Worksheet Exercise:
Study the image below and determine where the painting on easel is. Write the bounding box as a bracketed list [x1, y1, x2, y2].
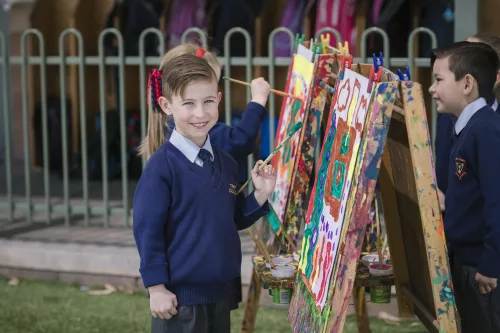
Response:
[284, 51, 338, 243]
[289, 62, 400, 333]
[268, 45, 315, 235]
[299, 68, 372, 310]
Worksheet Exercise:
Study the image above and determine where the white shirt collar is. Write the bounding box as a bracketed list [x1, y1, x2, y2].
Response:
[455, 98, 487, 135]
[169, 129, 213, 163]
[492, 99, 498, 112]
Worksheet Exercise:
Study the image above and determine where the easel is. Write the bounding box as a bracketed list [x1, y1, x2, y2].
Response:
[329, 80, 459, 333]
[242, 61, 459, 332]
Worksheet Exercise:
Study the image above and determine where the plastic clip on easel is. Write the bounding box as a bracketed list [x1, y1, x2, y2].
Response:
[397, 66, 411, 81]
[320, 33, 330, 54]
[338, 41, 352, 70]
[368, 52, 384, 93]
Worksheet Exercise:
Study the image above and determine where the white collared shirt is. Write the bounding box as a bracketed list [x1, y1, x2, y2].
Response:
[492, 99, 499, 112]
[169, 129, 213, 167]
[454, 98, 488, 135]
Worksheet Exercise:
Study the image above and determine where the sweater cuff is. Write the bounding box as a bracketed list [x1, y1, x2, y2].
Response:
[477, 251, 500, 278]
[243, 193, 270, 220]
[140, 262, 170, 287]
[245, 102, 267, 120]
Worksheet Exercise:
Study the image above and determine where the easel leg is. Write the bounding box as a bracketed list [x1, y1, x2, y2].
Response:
[240, 270, 262, 333]
[353, 287, 371, 333]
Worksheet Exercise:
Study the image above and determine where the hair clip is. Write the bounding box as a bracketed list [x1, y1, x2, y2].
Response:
[195, 47, 206, 58]
[148, 69, 163, 112]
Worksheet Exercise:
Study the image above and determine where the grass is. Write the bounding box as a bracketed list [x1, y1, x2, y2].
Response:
[0, 278, 427, 333]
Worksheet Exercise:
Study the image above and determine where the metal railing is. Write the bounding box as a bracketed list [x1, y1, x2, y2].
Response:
[0, 27, 438, 228]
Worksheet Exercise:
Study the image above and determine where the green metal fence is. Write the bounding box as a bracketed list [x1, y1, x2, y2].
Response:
[0, 27, 438, 228]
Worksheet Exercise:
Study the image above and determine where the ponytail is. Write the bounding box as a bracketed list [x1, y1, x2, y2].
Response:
[138, 69, 168, 160]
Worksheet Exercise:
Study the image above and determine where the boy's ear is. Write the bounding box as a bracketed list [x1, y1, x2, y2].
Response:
[496, 70, 500, 86]
[217, 92, 222, 103]
[158, 96, 172, 116]
[463, 74, 476, 96]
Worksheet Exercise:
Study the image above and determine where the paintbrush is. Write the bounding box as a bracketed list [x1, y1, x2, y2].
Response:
[236, 121, 304, 195]
[223, 77, 303, 101]
[247, 227, 275, 269]
[374, 197, 383, 270]
[268, 203, 297, 252]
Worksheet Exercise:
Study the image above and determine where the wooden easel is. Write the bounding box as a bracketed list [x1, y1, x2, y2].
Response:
[243, 75, 459, 333]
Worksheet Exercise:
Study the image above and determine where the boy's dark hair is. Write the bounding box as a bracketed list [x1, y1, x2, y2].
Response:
[431, 41, 499, 102]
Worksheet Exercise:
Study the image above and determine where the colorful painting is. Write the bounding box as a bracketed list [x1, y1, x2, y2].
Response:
[269, 52, 315, 234]
[288, 79, 398, 333]
[327, 82, 398, 332]
[298, 68, 372, 311]
[283, 54, 337, 243]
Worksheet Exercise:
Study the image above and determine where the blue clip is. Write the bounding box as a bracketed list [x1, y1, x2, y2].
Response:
[372, 52, 384, 72]
[397, 66, 411, 81]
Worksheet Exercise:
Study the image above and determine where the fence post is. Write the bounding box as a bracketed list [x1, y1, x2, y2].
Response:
[0, 2, 10, 168]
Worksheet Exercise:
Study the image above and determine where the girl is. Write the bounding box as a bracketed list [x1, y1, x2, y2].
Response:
[138, 43, 270, 311]
[133, 54, 276, 333]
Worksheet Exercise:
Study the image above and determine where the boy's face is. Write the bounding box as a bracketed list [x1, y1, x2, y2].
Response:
[161, 79, 221, 147]
[429, 57, 468, 114]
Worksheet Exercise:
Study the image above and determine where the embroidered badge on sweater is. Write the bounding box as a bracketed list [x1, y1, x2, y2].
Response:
[455, 157, 467, 180]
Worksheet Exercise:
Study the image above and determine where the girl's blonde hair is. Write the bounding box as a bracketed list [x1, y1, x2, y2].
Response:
[138, 44, 220, 160]
[470, 32, 500, 100]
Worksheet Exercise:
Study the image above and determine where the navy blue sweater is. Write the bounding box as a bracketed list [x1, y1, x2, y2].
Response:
[132, 141, 269, 305]
[435, 99, 499, 194]
[166, 102, 267, 184]
[445, 106, 500, 277]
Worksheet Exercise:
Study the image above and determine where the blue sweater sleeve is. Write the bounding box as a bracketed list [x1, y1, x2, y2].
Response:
[473, 125, 500, 277]
[132, 151, 172, 287]
[234, 191, 270, 230]
[210, 102, 267, 159]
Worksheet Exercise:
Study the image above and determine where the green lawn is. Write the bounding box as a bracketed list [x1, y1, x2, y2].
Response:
[0, 278, 427, 333]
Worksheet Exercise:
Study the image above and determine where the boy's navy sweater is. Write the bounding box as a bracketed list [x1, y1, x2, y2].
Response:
[436, 99, 499, 194]
[445, 105, 500, 278]
[132, 141, 269, 305]
[166, 102, 267, 184]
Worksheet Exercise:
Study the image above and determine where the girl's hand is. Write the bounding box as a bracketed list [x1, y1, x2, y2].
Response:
[250, 78, 271, 107]
[148, 285, 178, 319]
[252, 160, 276, 206]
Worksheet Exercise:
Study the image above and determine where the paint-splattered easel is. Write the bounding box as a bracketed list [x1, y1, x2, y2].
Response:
[286, 52, 459, 332]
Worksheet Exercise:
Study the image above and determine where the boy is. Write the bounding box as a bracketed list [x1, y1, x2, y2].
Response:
[133, 55, 276, 333]
[436, 33, 500, 208]
[429, 41, 500, 332]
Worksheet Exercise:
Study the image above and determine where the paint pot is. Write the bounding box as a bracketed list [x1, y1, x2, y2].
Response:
[368, 263, 393, 277]
[271, 264, 295, 278]
[362, 254, 383, 267]
[272, 257, 293, 265]
[370, 284, 391, 304]
[271, 288, 292, 305]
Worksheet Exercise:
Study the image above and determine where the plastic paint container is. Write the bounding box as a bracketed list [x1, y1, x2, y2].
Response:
[368, 263, 393, 304]
[271, 265, 295, 278]
[370, 284, 391, 304]
[272, 288, 292, 305]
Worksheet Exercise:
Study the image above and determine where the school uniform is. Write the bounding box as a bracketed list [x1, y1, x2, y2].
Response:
[165, 102, 267, 311]
[133, 129, 270, 333]
[435, 98, 499, 195]
[445, 98, 500, 333]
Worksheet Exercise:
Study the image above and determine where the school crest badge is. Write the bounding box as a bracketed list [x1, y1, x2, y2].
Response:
[229, 184, 237, 195]
[455, 158, 467, 180]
